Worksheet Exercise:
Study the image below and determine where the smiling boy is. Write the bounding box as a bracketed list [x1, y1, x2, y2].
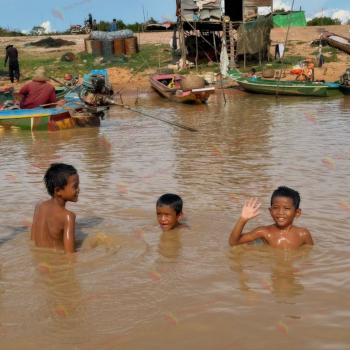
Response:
[156, 194, 185, 231]
[228, 186, 313, 249]
[30, 163, 80, 254]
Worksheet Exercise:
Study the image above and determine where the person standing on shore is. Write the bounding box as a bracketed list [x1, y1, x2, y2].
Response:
[317, 48, 325, 68]
[109, 19, 117, 32]
[88, 13, 93, 29]
[4, 44, 20, 83]
[93, 19, 98, 31]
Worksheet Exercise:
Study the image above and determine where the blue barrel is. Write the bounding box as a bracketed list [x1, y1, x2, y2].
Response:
[102, 40, 114, 58]
[91, 40, 102, 57]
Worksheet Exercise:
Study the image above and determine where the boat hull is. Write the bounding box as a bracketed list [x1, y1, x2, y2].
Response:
[320, 31, 350, 55]
[0, 104, 100, 131]
[149, 75, 215, 103]
[227, 70, 344, 97]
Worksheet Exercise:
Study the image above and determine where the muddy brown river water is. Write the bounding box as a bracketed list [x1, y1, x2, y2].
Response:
[0, 89, 350, 350]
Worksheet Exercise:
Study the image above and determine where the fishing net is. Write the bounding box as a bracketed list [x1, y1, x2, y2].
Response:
[89, 30, 134, 41]
[30, 37, 75, 47]
[236, 18, 273, 55]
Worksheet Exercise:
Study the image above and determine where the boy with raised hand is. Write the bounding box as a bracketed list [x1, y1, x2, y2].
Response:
[30, 163, 80, 254]
[229, 186, 314, 249]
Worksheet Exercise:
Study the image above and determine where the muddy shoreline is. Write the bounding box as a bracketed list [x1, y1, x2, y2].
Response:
[1, 25, 350, 92]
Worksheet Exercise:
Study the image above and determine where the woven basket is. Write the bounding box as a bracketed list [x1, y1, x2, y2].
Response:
[262, 69, 275, 78]
[180, 75, 205, 92]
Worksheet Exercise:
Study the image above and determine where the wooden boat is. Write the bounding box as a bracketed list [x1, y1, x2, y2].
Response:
[320, 31, 350, 55]
[0, 102, 101, 131]
[149, 74, 215, 103]
[227, 69, 345, 97]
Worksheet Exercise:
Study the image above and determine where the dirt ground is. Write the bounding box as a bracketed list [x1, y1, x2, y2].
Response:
[1, 25, 350, 92]
[270, 25, 350, 82]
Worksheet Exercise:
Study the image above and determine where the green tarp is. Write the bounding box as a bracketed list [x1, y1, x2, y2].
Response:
[273, 12, 307, 28]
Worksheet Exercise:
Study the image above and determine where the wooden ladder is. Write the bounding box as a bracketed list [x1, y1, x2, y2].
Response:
[224, 21, 235, 68]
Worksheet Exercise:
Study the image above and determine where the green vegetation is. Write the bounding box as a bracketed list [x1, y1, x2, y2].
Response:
[310, 46, 339, 62]
[0, 26, 26, 37]
[296, 41, 306, 45]
[274, 8, 287, 13]
[307, 17, 341, 26]
[311, 47, 339, 55]
[16, 44, 173, 81]
[0, 17, 168, 37]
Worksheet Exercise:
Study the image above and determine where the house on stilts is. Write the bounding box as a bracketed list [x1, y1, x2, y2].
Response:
[175, 0, 274, 68]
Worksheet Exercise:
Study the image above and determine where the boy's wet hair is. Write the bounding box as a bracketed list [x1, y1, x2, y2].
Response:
[251, 68, 256, 73]
[156, 194, 183, 215]
[44, 163, 77, 197]
[271, 186, 300, 210]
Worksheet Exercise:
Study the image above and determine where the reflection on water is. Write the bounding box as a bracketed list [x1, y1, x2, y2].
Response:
[0, 91, 350, 349]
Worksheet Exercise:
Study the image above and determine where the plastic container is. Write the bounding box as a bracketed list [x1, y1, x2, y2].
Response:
[102, 41, 114, 57]
[91, 40, 102, 57]
[203, 72, 214, 84]
[85, 40, 93, 54]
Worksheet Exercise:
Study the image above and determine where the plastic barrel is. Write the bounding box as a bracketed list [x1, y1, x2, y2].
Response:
[125, 37, 137, 55]
[102, 41, 114, 57]
[91, 40, 102, 57]
[114, 38, 126, 54]
[85, 40, 93, 54]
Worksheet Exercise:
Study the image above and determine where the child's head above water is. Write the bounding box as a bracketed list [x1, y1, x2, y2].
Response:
[156, 193, 183, 231]
[44, 163, 79, 202]
[269, 186, 301, 227]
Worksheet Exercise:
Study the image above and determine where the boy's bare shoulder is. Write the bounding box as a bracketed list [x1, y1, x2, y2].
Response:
[251, 225, 274, 234]
[292, 225, 311, 236]
[35, 200, 75, 219]
[291, 226, 313, 245]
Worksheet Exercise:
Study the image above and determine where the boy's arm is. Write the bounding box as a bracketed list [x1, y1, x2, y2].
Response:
[302, 229, 314, 246]
[229, 198, 262, 246]
[63, 212, 76, 254]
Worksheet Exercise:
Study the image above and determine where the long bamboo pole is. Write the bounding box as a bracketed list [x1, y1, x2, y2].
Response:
[276, 0, 295, 99]
[108, 101, 198, 132]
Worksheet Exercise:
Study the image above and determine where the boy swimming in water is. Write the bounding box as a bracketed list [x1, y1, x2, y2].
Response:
[30, 163, 79, 254]
[156, 194, 185, 231]
[228, 186, 313, 249]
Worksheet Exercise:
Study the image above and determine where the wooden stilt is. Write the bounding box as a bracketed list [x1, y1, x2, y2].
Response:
[195, 21, 198, 73]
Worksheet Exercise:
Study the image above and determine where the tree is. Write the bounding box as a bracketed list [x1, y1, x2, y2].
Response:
[30, 26, 45, 35]
[274, 8, 286, 13]
[347, 19, 350, 25]
[147, 17, 158, 24]
[307, 17, 341, 26]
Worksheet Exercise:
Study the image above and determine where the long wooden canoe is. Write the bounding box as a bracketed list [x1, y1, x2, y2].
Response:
[227, 69, 345, 97]
[149, 74, 215, 103]
[320, 31, 350, 55]
[0, 102, 100, 131]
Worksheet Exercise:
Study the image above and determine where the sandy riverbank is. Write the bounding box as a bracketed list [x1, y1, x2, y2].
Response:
[1, 25, 350, 92]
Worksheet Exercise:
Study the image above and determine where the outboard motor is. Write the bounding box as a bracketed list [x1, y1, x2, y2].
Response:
[79, 69, 115, 107]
